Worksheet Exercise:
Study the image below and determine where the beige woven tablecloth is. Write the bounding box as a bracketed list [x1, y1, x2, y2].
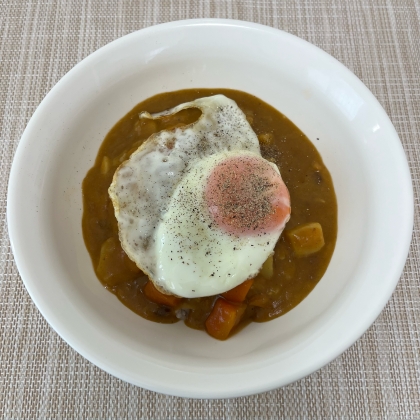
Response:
[1, 0, 419, 418]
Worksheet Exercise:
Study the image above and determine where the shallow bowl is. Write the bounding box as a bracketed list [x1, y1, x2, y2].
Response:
[7, 19, 413, 398]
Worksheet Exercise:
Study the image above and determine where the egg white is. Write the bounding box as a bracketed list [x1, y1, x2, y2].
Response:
[109, 95, 262, 295]
[155, 150, 285, 297]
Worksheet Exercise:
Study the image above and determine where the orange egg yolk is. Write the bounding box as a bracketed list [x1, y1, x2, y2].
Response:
[205, 155, 291, 236]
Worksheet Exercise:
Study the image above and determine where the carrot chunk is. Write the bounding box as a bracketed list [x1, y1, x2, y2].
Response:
[222, 279, 254, 302]
[205, 298, 246, 340]
[144, 281, 181, 307]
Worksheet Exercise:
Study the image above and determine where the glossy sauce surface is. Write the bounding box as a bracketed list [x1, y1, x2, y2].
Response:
[82, 88, 337, 334]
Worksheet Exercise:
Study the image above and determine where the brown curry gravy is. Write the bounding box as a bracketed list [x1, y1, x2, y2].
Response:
[82, 88, 337, 334]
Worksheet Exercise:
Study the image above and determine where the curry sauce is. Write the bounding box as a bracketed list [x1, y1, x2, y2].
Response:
[82, 88, 337, 337]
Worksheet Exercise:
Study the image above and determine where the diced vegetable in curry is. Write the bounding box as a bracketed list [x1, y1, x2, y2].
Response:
[205, 298, 247, 341]
[82, 88, 337, 340]
[260, 254, 274, 279]
[287, 222, 325, 256]
[222, 279, 254, 303]
[144, 281, 181, 307]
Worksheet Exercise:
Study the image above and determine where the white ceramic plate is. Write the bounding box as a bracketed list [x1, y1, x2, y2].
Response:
[7, 19, 413, 398]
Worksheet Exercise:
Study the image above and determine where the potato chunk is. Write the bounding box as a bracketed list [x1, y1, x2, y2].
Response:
[258, 132, 274, 145]
[100, 156, 110, 175]
[260, 254, 274, 279]
[286, 223, 325, 256]
[96, 237, 140, 286]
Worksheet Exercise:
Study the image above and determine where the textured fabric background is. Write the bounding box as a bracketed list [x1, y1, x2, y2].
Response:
[1, 0, 419, 418]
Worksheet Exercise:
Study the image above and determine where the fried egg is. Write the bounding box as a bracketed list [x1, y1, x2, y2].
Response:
[109, 95, 291, 297]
